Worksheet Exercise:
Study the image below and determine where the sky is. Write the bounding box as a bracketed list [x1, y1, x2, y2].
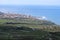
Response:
[0, 0, 60, 5]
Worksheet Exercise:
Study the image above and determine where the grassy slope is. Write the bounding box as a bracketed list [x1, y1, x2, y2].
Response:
[0, 19, 60, 40]
[0, 19, 60, 32]
[0, 25, 49, 40]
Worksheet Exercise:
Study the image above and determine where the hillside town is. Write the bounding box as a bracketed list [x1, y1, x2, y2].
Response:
[0, 11, 47, 20]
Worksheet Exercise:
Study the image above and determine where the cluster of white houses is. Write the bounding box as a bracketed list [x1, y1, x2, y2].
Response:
[0, 12, 47, 20]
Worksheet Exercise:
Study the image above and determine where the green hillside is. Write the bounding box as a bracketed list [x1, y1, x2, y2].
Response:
[0, 13, 60, 40]
[0, 18, 59, 32]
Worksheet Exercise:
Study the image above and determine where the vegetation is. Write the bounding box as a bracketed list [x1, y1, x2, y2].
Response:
[0, 17, 60, 40]
[0, 25, 49, 40]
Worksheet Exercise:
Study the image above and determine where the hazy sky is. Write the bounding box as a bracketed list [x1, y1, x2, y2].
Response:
[0, 0, 60, 5]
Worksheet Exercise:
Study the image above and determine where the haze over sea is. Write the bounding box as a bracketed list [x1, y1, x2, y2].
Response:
[0, 5, 60, 25]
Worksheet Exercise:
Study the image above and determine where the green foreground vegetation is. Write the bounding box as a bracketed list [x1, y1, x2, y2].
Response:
[0, 19, 60, 40]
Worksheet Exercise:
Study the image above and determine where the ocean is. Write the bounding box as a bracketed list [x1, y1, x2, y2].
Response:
[0, 5, 60, 25]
